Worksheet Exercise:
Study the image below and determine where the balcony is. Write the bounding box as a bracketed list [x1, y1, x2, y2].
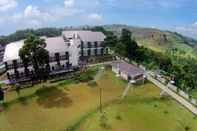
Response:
[8, 71, 33, 81]
[50, 64, 75, 75]
[49, 55, 69, 62]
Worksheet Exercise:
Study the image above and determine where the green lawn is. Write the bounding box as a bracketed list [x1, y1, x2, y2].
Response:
[78, 83, 197, 131]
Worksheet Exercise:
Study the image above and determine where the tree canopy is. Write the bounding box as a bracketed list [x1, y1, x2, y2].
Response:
[19, 33, 49, 80]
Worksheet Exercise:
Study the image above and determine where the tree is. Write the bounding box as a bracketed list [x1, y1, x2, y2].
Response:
[105, 32, 118, 48]
[14, 84, 21, 97]
[119, 29, 139, 59]
[19, 33, 49, 80]
[156, 53, 172, 72]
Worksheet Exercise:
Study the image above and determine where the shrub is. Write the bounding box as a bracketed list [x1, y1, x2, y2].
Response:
[35, 85, 57, 98]
[185, 126, 191, 131]
[100, 113, 111, 129]
[164, 110, 169, 114]
[77, 68, 98, 82]
[78, 74, 92, 82]
[88, 80, 98, 88]
[154, 104, 158, 108]
[115, 115, 122, 120]
[18, 97, 28, 105]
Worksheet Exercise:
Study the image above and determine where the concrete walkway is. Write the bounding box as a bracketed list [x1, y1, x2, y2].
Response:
[121, 82, 132, 99]
[147, 74, 197, 116]
[88, 61, 115, 67]
[94, 67, 105, 81]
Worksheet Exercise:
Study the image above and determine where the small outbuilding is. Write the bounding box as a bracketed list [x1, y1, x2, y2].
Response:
[111, 61, 145, 82]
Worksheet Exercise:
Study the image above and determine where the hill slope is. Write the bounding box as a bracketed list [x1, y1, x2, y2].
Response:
[103, 25, 197, 58]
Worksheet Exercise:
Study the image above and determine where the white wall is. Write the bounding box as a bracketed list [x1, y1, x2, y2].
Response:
[120, 72, 128, 81]
[69, 39, 80, 66]
[112, 67, 119, 74]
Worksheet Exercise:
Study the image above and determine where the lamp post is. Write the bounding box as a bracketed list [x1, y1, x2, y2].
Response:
[0, 87, 4, 107]
[99, 86, 102, 113]
[99, 66, 105, 113]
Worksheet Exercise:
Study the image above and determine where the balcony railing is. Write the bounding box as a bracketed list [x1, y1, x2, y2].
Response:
[6, 62, 32, 70]
[8, 71, 34, 80]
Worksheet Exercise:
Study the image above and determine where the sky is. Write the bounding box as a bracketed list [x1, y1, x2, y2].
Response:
[0, 0, 197, 39]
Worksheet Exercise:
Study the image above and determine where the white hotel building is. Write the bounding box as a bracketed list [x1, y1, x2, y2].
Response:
[3, 30, 108, 82]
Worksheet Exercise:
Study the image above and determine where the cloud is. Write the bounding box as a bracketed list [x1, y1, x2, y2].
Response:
[88, 13, 103, 22]
[0, 0, 17, 11]
[64, 0, 74, 8]
[10, 5, 54, 28]
[194, 21, 197, 26]
[174, 23, 197, 39]
[5, 3, 84, 30]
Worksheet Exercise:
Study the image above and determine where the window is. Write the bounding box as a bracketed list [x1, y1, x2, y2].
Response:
[88, 49, 91, 56]
[100, 42, 104, 47]
[13, 60, 18, 69]
[55, 53, 60, 65]
[5, 62, 8, 70]
[52, 66, 55, 71]
[15, 70, 19, 79]
[94, 49, 97, 56]
[88, 42, 91, 48]
[66, 62, 69, 68]
[81, 41, 84, 48]
[7, 72, 10, 79]
[94, 42, 98, 48]
[101, 48, 104, 55]
[65, 52, 69, 60]
[81, 50, 84, 57]
[105, 48, 109, 54]
[55, 53, 60, 60]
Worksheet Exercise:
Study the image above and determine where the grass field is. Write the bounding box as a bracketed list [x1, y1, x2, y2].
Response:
[0, 68, 196, 131]
[78, 83, 197, 131]
[0, 69, 125, 131]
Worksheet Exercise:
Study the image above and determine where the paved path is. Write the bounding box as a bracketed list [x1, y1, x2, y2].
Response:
[94, 68, 105, 81]
[147, 73, 197, 116]
[121, 82, 132, 99]
[88, 61, 115, 67]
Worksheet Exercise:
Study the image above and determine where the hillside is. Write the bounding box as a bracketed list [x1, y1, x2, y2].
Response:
[103, 25, 197, 58]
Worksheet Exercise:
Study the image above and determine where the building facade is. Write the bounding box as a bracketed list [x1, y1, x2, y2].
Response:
[3, 30, 107, 82]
